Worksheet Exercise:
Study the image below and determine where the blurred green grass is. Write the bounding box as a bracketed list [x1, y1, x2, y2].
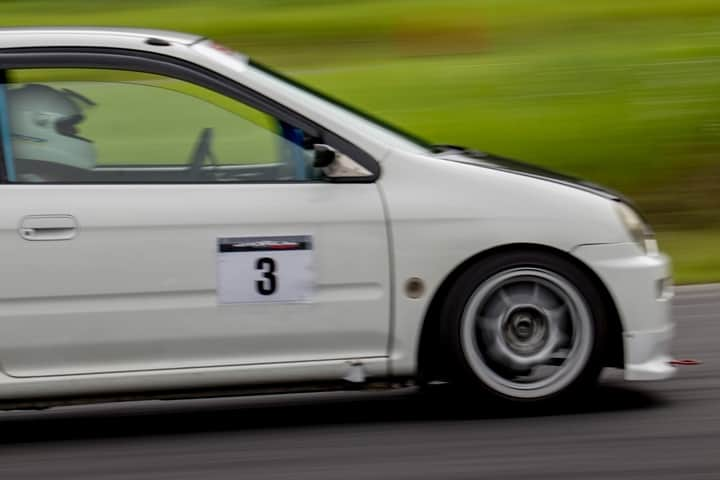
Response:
[2, 0, 720, 282]
[658, 230, 720, 284]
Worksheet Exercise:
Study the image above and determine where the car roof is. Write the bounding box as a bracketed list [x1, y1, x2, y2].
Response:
[0, 27, 204, 48]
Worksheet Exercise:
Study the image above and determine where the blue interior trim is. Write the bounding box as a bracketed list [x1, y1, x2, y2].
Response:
[280, 122, 307, 180]
[0, 85, 16, 182]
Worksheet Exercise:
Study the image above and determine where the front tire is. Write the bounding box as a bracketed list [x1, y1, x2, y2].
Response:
[441, 251, 608, 402]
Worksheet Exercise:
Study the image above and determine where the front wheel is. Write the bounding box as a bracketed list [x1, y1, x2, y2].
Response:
[442, 251, 608, 402]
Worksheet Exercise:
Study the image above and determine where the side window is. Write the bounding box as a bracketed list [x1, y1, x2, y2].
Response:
[1, 68, 323, 183]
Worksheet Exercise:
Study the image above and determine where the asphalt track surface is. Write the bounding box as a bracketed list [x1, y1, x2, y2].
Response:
[0, 285, 718, 479]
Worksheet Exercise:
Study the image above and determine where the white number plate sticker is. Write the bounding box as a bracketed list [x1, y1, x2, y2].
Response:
[217, 235, 314, 304]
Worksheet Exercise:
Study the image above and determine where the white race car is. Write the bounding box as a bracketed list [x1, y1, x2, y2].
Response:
[0, 27, 674, 408]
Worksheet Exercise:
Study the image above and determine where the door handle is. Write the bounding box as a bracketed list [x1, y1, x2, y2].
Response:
[19, 215, 78, 241]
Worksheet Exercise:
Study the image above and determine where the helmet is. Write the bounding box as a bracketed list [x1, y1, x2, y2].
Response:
[6, 84, 96, 170]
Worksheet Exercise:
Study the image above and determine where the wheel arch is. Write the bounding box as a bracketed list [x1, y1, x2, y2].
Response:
[416, 242, 624, 383]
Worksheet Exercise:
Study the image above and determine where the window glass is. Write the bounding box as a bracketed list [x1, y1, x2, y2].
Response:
[1, 68, 321, 183]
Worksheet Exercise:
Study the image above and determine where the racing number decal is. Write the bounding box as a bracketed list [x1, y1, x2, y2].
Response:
[217, 236, 313, 303]
[255, 257, 277, 295]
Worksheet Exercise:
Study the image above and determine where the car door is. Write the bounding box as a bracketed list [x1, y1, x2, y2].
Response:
[0, 58, 391, 378]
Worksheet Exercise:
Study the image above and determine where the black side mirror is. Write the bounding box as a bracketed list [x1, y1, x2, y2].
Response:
[313, 144, 337, 168]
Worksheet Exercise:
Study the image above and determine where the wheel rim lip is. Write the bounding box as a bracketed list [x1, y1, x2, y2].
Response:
[460, 267, 593, 399]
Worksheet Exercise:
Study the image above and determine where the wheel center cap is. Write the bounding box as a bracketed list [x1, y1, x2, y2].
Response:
[502, 306, 549, 355]
[513, 315, 533, 339]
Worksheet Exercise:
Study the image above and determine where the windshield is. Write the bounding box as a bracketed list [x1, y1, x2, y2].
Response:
[245, 60, 432, 154]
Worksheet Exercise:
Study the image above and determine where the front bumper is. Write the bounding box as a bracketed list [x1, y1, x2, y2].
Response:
[572, 243, 675, 381]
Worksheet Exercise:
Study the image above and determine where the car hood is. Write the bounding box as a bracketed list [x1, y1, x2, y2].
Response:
[434, 148, 622, 202]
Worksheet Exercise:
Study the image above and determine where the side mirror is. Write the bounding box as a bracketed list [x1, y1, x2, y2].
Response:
[313, 144, 337, 168]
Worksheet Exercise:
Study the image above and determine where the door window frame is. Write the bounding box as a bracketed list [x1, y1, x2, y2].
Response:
[0, 47, 380, 184]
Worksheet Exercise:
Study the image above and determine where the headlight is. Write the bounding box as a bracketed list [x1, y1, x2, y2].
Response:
[614, 202, 658, 255]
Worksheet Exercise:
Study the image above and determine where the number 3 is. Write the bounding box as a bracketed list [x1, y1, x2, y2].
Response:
[255, 257, 277, 295]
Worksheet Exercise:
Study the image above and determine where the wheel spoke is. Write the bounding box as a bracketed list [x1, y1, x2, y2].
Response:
[544, 303, 572, 347]
[484, 295, 505, 317]
[544, 349, 570, 366]
[531, 282, 540, 303]
[485, 341, 528, 372]
[533, 285, 557, 309]
[544, 303, 566, 323]
[498, 288, 513, 307]
[476, 314, 502, 342]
